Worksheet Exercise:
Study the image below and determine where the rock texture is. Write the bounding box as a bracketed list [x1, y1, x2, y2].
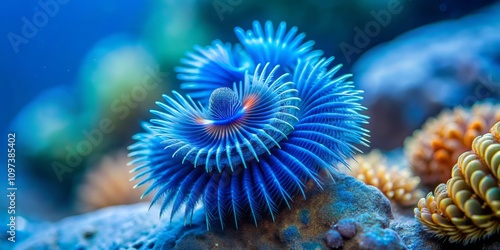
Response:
[16, 174, 403, 250]
[391, 207, 500, 250]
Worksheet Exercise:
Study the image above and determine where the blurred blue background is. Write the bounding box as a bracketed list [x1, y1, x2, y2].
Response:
[1, 0, 499, 232]
[2, 0, 497, 135]
[1, 1, 147, 133]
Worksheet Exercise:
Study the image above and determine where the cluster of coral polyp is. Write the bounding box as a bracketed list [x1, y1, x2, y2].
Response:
[345, 150, 422, 206]
[77, 152, 149, 212]
[128, 21, 368, 229]
[415, 121, 500, 244]
[405, 103, 500, 186]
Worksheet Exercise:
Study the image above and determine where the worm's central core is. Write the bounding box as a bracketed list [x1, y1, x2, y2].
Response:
[206, 87, 245, 125]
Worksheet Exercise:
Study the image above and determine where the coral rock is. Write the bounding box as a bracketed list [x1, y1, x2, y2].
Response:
[345, 150, 423, 206]
[405, 103, 500, 186]
[281, 225, 302, 244]
[325, 229, 344, 249]
[414, 122, 500, 244]
[359, 227, 406, 250]
[298, 209, 311, 225]
[335, 218, 357, 239]
[17, 174, 396, 249]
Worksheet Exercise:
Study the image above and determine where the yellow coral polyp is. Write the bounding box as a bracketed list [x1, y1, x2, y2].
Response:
[346, 150, 422, 207]
[415, 122, 500, 244]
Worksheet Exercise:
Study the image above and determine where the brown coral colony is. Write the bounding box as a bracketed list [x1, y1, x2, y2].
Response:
[405, 104, 500, 186]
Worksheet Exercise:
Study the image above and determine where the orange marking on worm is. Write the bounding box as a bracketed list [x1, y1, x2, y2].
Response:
[196, 117, 205, 124]
[243, 95, 258, 110]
